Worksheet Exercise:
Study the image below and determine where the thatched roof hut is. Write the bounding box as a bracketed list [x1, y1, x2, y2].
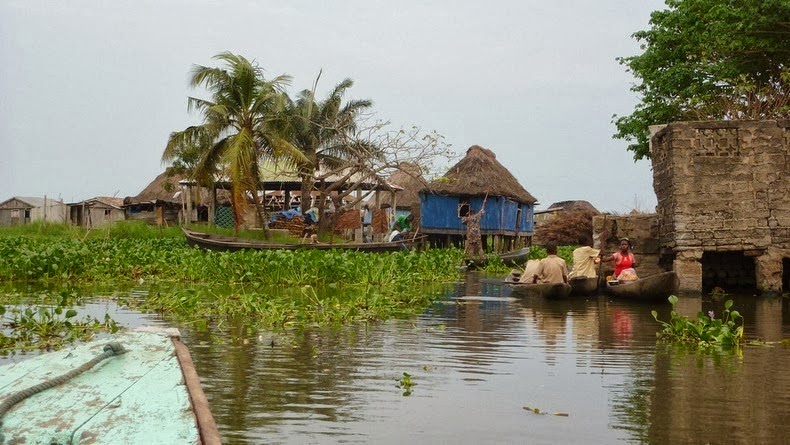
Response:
[418, 145, 536, 251]
[124, 172, 181, 205]
[546, 200, 599, 214]
[124, 172, 231, 206]
[386, 162, 428, 211]
[422, 145, 537, 203]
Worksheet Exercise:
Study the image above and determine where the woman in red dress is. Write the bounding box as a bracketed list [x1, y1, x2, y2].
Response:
[602, 238, 637, 279]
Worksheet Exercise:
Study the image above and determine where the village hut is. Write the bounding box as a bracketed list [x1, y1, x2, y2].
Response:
[67, 197, 126, 228]
[123, 172, 189, 226]
[419, 145, 537, 252]
[534, 200, 599, 226]
[0, 197, 68, 226]
[380, 162, 428, 223]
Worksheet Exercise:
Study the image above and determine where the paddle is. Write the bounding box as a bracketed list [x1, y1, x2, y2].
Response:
[597, 213, 607, 285]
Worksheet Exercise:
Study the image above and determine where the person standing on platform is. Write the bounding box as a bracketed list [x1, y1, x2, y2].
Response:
[461, 208, 485, 260]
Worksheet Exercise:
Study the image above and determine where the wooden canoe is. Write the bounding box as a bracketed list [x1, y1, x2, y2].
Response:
[568, 276, 601, 296]
[183, 226, 421, 253]
[504, 270, 572, 299]
[0, 328, 220, 445]
[603, 271, 680, 302]
[465, 247, 531, 269]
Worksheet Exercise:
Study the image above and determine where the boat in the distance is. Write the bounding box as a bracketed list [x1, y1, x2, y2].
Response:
[464, 247, 531, 269]
[183, 226, 422, 253]
[603, 271, 680, 302]
[504, 270, 572, 299]
[0, 328, 221, 444]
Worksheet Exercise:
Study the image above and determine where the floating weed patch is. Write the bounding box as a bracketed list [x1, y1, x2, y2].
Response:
[0, 303, 120, 353]
[0, 234, 463, 288]
[398, 372, 416, 396]
[652, 295, 744, 348]
[522, 406, 569, 417]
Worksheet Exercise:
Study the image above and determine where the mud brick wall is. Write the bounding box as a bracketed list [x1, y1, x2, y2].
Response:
[650, 120, 790, 292]
[592, 213, 664, 278]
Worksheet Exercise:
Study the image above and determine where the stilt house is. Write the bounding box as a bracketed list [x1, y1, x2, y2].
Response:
[419, 145, 537, 252]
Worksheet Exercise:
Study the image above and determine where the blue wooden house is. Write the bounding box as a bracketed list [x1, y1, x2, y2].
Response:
[418, 145, 537, 252]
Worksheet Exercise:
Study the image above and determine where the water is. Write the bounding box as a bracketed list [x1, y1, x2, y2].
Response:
[3, 275, 790, 444]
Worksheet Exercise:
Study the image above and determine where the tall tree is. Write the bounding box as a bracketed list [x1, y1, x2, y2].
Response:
[162, 52, 302, 232]
[285, 73, 374, 216]
[614, 0, 790, 160]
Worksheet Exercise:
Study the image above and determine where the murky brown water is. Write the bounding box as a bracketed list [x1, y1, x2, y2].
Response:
[3, 275, 790, 444]
[181, 273, 790, 444]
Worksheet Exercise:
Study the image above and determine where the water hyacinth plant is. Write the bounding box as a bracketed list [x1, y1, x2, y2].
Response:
[652, 295, 744, 347]
[0, 303, 119, 353]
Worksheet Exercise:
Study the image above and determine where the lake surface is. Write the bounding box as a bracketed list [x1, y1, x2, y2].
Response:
[3, 274, 790, 444]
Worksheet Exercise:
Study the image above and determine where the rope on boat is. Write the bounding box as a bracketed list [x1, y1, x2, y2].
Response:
[0, 342, 127, 444]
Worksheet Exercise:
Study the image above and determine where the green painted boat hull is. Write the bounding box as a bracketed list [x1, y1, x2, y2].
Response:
[0, 329, 218, 444]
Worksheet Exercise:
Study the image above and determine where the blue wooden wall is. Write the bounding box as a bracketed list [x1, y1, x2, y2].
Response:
[419, 194, 533, 234]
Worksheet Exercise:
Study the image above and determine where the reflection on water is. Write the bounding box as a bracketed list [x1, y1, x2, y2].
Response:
[3, 275, 790, 444]
[179, 273, 790, 444]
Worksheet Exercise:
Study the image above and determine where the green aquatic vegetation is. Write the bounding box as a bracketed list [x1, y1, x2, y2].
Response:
[0, 226, 465, 343]
[652, 295, 744, 347]
[0, 303, 120, 353]
[119, 282, 448, 330]
[709, 286, 729, 299]
[398, 372, 415, 396]
[0, 234, 463, 287]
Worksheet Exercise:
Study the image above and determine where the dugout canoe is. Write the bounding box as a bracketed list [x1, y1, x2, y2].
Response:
[568, 276, 601, 296]
[0, 328, 221, 445]
[504, 270, 572, 299]
[464, 247, 531, 269]
[603, 271, 680, 302]
[183, 227, 421, 253]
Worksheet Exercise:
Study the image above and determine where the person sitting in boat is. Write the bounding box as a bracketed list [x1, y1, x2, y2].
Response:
[601, 238, 638, 280]
[387, 221, 412, 250]
[388, 227, 404, 242]
[568, 235, 600, 279]
[531, 241, 568, 284]
[393, 213, 414, 236]
[517, 259, 541, 283]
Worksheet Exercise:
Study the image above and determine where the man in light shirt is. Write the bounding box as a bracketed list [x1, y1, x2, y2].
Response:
[532, 241, 568, 284]
[568, 235, 600, 279]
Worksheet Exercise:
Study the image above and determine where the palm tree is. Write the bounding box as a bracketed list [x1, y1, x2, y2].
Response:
[285, 73, 373, 216]
[162, 52, 302, 233]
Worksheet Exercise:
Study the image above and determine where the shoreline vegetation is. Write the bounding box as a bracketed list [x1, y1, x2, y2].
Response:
[0, 222, 458, 353]
[0, 222, 573, 354]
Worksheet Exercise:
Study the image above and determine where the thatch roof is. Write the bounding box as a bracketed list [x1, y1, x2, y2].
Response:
[124, 172, 182, 205]
[387, 162, 428, 210]
[422, 145, 537, 204]
[124, 172, 232, 206]
[546, 200, 599, 214]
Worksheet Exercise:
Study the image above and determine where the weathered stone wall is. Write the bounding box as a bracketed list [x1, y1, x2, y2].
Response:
[592, 213, 665, 278]
[650, 120, 790, 292]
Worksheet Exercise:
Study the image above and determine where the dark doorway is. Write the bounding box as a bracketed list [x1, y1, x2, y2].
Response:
[783, 258, 789, 293]
[701, 251, 757, 293]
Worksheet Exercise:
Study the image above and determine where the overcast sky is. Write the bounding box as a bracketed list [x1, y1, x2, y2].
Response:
[0, 0, 666, 212]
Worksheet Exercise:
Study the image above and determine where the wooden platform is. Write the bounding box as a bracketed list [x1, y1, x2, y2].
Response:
[0, 328, 220, 444]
